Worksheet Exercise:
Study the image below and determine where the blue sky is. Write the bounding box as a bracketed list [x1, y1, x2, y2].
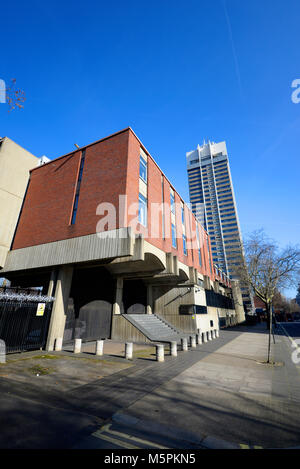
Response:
[1, 0, 299, 297]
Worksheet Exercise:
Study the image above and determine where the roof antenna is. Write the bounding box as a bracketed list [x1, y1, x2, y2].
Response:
[74, 143, 80, 149]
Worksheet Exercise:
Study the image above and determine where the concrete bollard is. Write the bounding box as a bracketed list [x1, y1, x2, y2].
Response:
[207, 331, 212, 341]
[156, 344, 164, 362]
[216, 329, 220, 338]
[181, 337, 188, 351]
[196, 333, 202, 345]
[125, 342, 133, 360]
[95, 340, 104, 356]
[210, 330, 214, 340]
[203, 332, 207, 343]
[170, 341, 177, 357]
[74, 338, 82, 354]
[190, 335, 196, 348]
[55, 337, 63, 351]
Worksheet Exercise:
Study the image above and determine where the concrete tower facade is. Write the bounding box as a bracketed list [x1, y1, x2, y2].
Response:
[186, 140, 252, 311]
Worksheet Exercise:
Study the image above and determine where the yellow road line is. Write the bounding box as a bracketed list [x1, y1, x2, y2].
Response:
[107, 425, 169, 449]
[92, 430, 140, 449]
[93, 424, 169, 449]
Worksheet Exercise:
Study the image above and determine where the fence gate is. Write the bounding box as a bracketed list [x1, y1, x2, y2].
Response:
[0, 287, 53, 353]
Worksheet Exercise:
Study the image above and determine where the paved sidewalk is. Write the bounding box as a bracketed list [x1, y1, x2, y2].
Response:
[1, 324, 300, 448]
[75, 324, 300, 449]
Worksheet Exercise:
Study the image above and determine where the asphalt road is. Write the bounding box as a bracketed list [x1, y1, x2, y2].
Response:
[279, 321, 300, 340]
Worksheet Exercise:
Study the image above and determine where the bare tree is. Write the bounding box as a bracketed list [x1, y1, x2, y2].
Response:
[6, 79, 26, 111]
[236, 230, 300, 363]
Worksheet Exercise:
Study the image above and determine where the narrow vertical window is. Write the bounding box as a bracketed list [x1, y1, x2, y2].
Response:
[207, 237, 212, 274]
[183, 234, 187, 256]
[71, 149, 86, 225]
[138, 193, 147, 227]
[196, 225, 202, 267]
[170, 192, 175, 214]
[139, 155, 147, 183]
[171, 223, 177, 248]
[161, 176, 165, 240]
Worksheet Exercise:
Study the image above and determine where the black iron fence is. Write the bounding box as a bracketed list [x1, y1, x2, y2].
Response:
[0, 294, 53, 353]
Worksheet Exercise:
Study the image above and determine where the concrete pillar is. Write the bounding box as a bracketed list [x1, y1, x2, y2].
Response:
[74, 338, 82, 354]
[113, 278, 123, 315]
[231, 280, 245, 324]
[216, 329, 220, 338]
[190, 335, 196, 348]
[125, 342, 133, 360]
[170, 341, 177, 357]
[95, 340, 104, 356]
[54, 337, 63, 351]
[146, 284, 153, 315]
[181, 337, 188, 351]
[207, 331, 212, 341]
[156, 344, 164, 362]
[46, 265, 74, 351]
[210, 330, 214, 340]
[203, 332, 207, 343]
[47, 269, 57, 297]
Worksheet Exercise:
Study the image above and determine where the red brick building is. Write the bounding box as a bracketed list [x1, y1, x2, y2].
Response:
[2, 128, 243, 349]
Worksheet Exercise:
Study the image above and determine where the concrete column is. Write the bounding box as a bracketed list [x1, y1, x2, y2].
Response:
[231, 280, 245, 324]
[113, 278, 123, 315]
[156, 344, 164, 362]
[190, 335, 196, 348]
[125, 342, 133, 360]
[47, 269, 57, 297]
[181, 337, 188, 351]
[170, 341, 177, 357]
[74, 338, 82, 354]
[54, 337, 63, 351]
[95, 340, 104, 356]
[146, 284, 153, 315]
[46, 265, 73, 351]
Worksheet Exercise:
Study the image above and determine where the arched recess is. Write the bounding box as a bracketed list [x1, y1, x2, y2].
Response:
[127, 303, 146, 314]
[64, 299, 112, 343]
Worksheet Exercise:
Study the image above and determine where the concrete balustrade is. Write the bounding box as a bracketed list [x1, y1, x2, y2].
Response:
[95, 340, 104, 356]
[190, 335, 196, 348]
[170, 341, 177, 357]
[54, 337, 62, 351]
[181, 337, 188, 351]
[74, 338, 82, 354]
[125, 342, 133, 360]
[156, 344, 164, 362]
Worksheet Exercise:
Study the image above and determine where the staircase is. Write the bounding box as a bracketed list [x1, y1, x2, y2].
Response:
[124, 314, 189, 344]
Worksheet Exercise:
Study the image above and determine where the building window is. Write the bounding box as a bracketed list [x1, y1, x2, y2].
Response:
[181, 207, 185, 225]
[183, 234, 187, 256]
[138, 193, 147, 226]
[71, 149, 86, 225]
[171, 223, 177, 248]
[170, 192, 175, 214]
[139, 155, 147, 183]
